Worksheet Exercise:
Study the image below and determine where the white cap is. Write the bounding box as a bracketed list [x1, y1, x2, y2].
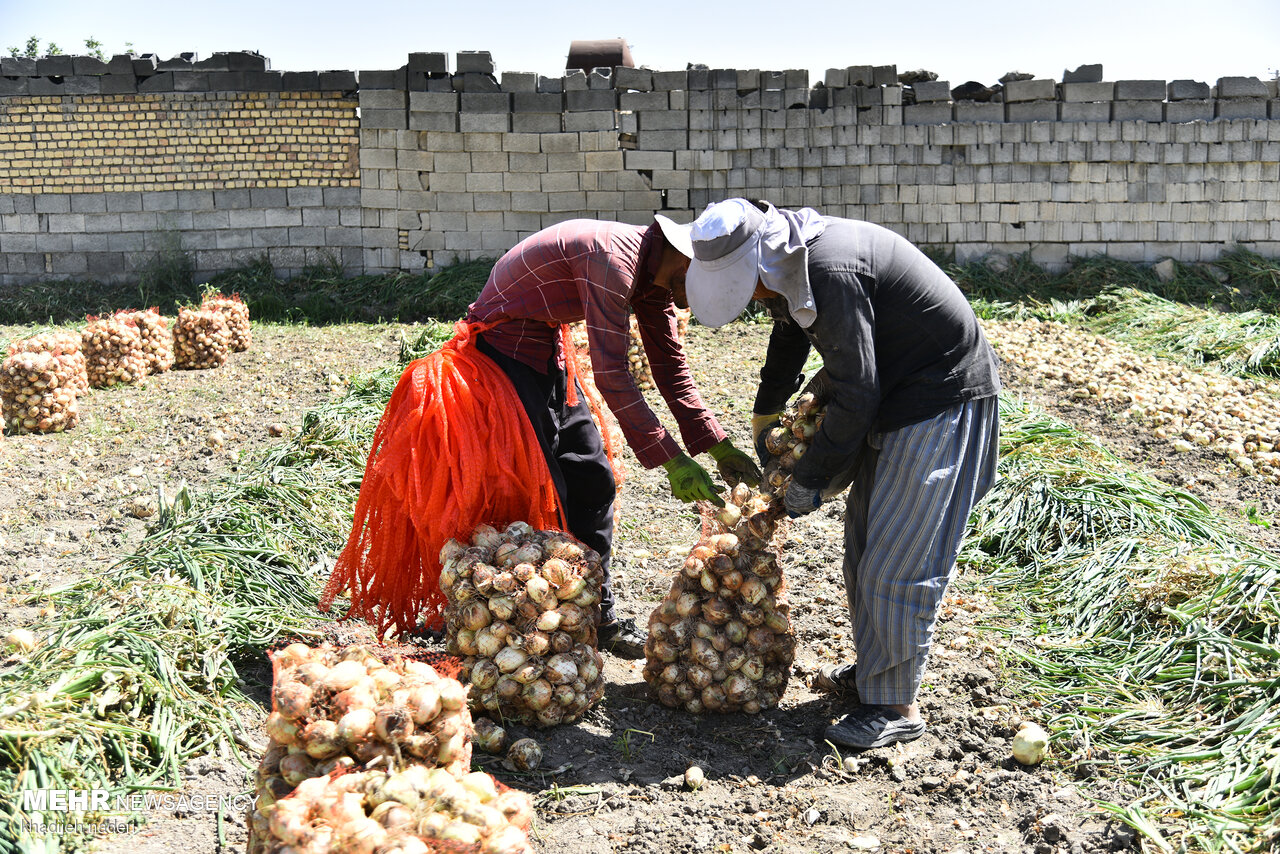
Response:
[658, 200, 766, 328]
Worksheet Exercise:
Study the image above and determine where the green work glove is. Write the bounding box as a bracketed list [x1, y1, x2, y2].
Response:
[662, 453, 725, 506]
[708, 437, 762, 488]
[751, 412, 782, 464]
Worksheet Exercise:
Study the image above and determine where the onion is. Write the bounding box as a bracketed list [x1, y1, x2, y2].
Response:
[438, 679, 468, 710]
[278, 752, 316, 785]
[273, 680, 313, 720]
[470, 658, 501, 690]
[545, 653, 578, 684]
[461, 601, 493, 632]
[264, 711, 300, 746]
[476, 626, 505, 658]
[301, 719, 343, 758]
[336, 707, 377, 744]
[1012, 722, 1050, 765]
[473, 717, 508, 754]
[320, 659, 367, 692]
[374, 706, 414, 743]
[506, 737, 543, 771]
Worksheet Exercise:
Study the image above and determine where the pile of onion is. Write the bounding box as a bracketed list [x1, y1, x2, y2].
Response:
[120, 308, 174, 373]
[247, 765, 534, 854]
[255, 641, 474, 818]
[439, 521, 607, 728]
[642, 389, 821, 714]
[81, 314, 148, 388]
[1, 351, 79, 434]
[760, 390, 823, 497]
[202, 292, 251, 352]
[9, 331, 88, 395]
[626, 315, 656, 391]
[173, 307, 231, 370]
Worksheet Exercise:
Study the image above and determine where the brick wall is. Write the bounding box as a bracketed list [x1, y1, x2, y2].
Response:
[0, 50, 1278, 285]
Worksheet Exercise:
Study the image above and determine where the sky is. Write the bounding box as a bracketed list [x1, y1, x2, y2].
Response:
[1, 0, 1276, 87]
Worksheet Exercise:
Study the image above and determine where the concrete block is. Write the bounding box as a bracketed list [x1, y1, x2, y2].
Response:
[620, 91, 670, 111]
[513, 92, 562, 112]
[359, 68, 407, 89]
[0, 78, 30, 96]
[456, 51, 495, 74]
[912, 80, 951, 102]
[132, 55, 158, 75]
[36, 55, 75, 76]
[1006, 101, 1057, 122]
[614, 66, 653, 91]
[409, 91, 458, 111]
[512, 113, 561, 132]
[1004, 79, 1056, 102]
[537, 75, 564, 93]
[546, 191, 587, 212]
[652, 70, 687, 91]
[785, 69, 809, 89]
[1167, 79, 1211, 100]
[362, 109, 408, 129]
[957, 101, 1003, 121]
[1061, 81, 1114, 102]
[824, 68, 848, 89]
[1217, 76, 1269, 98]
[638, 110, 687, 130]
[456, 72, 499, 92]
[1063, 63, 1104, 83]
[1114, 80, 1166, 100]
[35, 196, 73, 215]
[72, 56, 109, 75]
[320, 70, 358, 91]
[501, 71, 538, 92]
[0, 56, 36, 75]
[361, 89, 407, 109]
[461, 92, 511, 112]
[563, 70, 589, 91]
[1164, 100, 1214, 122]
[871, 65, 896, 86]
[1060, 101, 1111, 122]
[1216, 99, 1268, 119]
[408, 52, 448, 74]
[903, 103, 952, 124]
[563, 111, 615, 131]
[566, 90, 616, 111]
[1112, 101, 1164, 121]
[587, 69, 613, 89]
[410, 111, 458, 131]
[280, 71, 320, 90]
[458, 112, 508, 132]
[288, 187, 325, 207]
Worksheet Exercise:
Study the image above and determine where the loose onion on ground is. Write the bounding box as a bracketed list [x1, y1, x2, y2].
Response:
[440, 522, 607, 728]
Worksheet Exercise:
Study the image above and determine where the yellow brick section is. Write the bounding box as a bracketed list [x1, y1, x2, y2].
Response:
[0, 91, 360, 193]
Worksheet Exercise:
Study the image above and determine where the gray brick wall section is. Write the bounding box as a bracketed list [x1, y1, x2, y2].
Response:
[3, 65, 1280, 285]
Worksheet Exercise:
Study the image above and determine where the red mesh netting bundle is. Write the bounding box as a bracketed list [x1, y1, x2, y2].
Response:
[321, 322, 570, 637]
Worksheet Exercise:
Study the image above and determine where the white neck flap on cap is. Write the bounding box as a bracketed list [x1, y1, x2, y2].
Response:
[758, 204, 826, 328]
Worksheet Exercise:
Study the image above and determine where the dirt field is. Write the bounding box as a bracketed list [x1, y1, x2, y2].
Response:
[4, 317, 1269, 854]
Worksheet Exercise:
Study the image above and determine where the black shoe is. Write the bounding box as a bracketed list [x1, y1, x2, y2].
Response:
[811, 662, 859, 700]
[825, 705, 925, 750]
[597, 617, 646, 660]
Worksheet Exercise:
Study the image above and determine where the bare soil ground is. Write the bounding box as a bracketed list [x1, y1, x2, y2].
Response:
[5, 318, 1270, 854]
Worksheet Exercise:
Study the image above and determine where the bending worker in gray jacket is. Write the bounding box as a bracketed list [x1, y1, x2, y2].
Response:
[660, 198, 1001, 749]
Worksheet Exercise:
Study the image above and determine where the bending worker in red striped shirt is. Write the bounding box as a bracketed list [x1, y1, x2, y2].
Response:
[467, 216, 761, 658]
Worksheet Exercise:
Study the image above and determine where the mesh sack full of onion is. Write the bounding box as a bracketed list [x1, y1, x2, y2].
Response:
[248, 764, 534, 854]
[121, 308, 174, 373]
[81, 314, 148, 388]
[9, 330, 89, 395]
[440, 521, 606, 728]
[1, 351, 80, 434]
[641, 481, 797, 714]
[174, 307, 231, 370]
[202, 292, 251, 352]
[256, 642, 474, 812]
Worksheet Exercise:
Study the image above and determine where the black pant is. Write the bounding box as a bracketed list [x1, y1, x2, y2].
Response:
[476, 336, 618, 623]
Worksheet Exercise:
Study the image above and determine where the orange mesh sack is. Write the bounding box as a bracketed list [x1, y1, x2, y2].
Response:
[247, 765, 534, 854]
[173, 307, 230, 369]
[440, 522, 606, 728]
[1, 351, 79, 434]
[257, 642, 473, 797]
[202, 292, 251, 352]
[121, 308, 175, 373]
[81, 314, 147, 387]
[9, 330, 88, 394]
[321, 323, 569, 638]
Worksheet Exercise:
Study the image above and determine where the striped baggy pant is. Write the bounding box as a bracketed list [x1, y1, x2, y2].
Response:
[843, 395, 1000, 706]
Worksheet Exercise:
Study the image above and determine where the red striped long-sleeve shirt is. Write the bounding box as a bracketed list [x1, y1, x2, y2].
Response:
[466, 219, 726, 468]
